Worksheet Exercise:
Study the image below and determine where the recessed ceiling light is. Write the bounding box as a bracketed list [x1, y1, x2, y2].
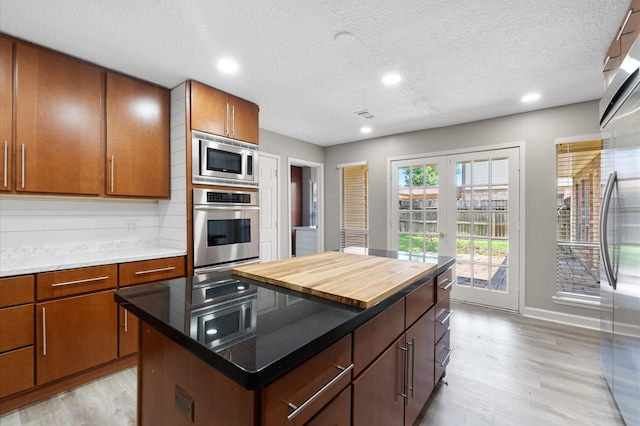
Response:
[361, 127, 372, 134]
[217, 58, 239, 74]
[521, 93, 541, 102]
[334, 31, 354, 45]
[382, 73, 401, 85]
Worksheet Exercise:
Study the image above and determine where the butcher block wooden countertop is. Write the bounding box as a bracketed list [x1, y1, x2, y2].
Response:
[232, 251, 437, 308]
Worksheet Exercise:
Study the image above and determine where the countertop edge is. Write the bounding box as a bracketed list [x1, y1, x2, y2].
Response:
[0, 247, 187, 278]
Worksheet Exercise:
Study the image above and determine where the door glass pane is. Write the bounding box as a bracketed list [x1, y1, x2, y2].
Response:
[396, 162, 440, 257]
[455, 157, 510, 293]
[472, 160, 489, 185]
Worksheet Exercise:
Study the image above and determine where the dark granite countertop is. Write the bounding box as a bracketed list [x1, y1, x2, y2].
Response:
[114, 249, 454, 390]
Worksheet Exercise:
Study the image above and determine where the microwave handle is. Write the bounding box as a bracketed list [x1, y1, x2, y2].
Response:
[194, 205, 259, 211]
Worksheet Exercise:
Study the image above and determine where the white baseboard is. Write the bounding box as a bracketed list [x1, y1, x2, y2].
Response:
[521, 306, 600, 331]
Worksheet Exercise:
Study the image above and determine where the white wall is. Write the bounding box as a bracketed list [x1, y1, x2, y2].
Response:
[259, 129, 324, 259]
[0, 195, 161, 251]
[323, 100, 601, 320]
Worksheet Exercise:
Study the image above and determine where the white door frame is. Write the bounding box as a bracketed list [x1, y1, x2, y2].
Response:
[288, 157, 324, 258]
[387, 141, 526, 313]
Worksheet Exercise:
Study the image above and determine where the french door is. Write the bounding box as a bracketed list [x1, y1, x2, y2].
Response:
[391, 148, 520, 311]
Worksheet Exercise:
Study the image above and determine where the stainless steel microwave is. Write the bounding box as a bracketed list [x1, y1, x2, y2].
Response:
[192, 130, 258, 187]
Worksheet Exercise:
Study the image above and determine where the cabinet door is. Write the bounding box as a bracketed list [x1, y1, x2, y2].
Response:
[228, 95, 259, 144]
[0, 36, 12, 192]
[15, 43, 102, 195]
[106, 72, 170, 198]
[352, 334, 405, 426]
[404, 309, 435, 426]
[118, 306, 139, 357]
[36, 290, 117, 385]
[190, 81, 228, 137]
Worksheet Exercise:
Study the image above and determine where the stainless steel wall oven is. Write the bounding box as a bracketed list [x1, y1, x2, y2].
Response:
[192, 188, 260, 274]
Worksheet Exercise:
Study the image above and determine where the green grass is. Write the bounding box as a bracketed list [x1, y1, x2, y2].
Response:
[398, 234, 508, 256]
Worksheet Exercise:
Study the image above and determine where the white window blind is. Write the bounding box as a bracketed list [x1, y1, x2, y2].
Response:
[339, 164, 369, 250]
[556, 140, 603, 298]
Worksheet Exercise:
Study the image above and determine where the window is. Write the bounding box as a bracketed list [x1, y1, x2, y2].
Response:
[339, 163, 369, 250]
[555, 140, 603, 301]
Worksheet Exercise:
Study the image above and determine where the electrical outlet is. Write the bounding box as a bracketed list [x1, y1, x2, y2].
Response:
[124, 219, 139, 233]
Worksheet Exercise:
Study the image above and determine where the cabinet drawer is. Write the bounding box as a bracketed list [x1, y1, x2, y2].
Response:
[0, 275, 34, 308]
[306, 385, 351, 426]
[119, 256, 185, 287]
[37, 265, 117, 300]
[0, 304, 34, 352]
[435, 329, 452, 383]
[405, 278, 434, 327]
[436, 266, 454, 303]
[0, 346, 34, 398]
[261, 334, 352, 426]
[434, 304, 452, 344]
[353, 298, 405, 377]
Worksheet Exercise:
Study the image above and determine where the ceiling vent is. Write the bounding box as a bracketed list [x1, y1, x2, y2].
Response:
[354, 110, 375, 120]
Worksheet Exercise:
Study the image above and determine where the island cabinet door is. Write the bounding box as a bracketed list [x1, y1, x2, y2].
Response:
[35, 290, 118, 385]
[261, 334, 352, 426]
[404, 308, 435, 426]
[352, 334, 406, 426]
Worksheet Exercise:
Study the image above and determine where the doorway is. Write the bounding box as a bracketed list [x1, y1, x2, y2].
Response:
[288, 158, 323, 257]
[390, 147, 521, 311]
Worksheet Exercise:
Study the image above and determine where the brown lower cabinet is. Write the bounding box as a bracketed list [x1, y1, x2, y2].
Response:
[36, 290, 118, 385]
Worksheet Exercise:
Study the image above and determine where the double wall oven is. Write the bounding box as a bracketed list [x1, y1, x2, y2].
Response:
[193, 188, 260, 274]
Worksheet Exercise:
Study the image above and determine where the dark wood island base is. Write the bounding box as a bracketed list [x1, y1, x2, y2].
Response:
[121, 252, 455, 425]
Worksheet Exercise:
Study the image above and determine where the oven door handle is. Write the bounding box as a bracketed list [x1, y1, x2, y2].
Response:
[194, 259, 261, 275]
[194, 205, 260, 211]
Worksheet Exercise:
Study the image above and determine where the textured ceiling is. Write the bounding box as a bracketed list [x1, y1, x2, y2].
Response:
[0, 0, 631, 146]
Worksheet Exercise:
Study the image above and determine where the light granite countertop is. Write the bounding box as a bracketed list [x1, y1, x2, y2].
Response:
[0, 239, 186, 278]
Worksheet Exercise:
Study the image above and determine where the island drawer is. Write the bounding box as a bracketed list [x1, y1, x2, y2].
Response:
[119, 256, 185, 287]
[435, 329, 452, 383]
[0, 304, 33, 352]
[436, 266, 454, 302]
[0, 275, 34, 308]
[405, 277, 435, 328]
[353, 298, 404, 376]
[37, 265, 117, 300]
[261, 334, 352, 426]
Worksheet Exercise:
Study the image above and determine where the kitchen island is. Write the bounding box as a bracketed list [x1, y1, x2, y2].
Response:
[115, 250, 455, 425]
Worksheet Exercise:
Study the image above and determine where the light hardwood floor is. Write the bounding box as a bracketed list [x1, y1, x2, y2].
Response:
[0, 302, 624, 425]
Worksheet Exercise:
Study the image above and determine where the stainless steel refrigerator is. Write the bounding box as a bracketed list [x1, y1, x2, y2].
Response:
[599, 36, 640, 426]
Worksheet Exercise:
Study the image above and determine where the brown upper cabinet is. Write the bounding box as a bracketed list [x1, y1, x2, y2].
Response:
[0, 36, 13, 192]
[106, 72, 170, 198]
[190, 81, 259, 144]
[15, 42, 102, 196]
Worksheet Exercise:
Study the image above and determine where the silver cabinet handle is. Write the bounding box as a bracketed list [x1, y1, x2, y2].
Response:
[399, 344, 408, 404]
[3, 140, 6, 188]
[438, 347, 453, 366]
[438, 278, 454, 291]
[134, 266, 176, 275]
[599, 171, 617, 289]
[408, 337, 416, 398]
[225, 103, 230, 136]
[51, 275, 110, 287]
[437, 310, 453, 324]
[124, 309, 128, 332]
[42, 307, 47, 356]
[21, 143, 25, 189]
[110, 155, 115, 193]
[617, 9, 633, 40]
[231, 104, 235, 137]
[286, 363, 353, 421]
